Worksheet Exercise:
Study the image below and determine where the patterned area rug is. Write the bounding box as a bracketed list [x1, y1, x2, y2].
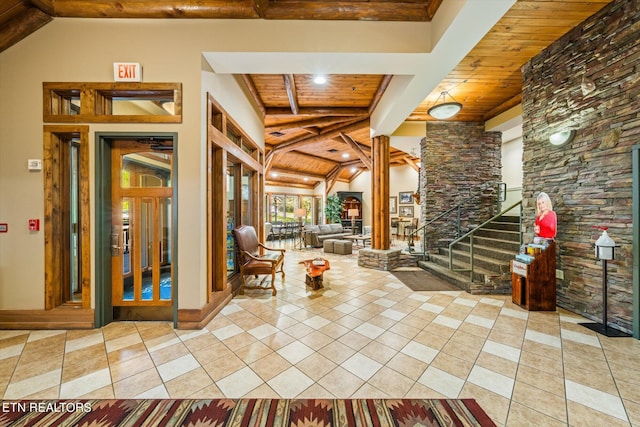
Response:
[0, 398, 496, 426]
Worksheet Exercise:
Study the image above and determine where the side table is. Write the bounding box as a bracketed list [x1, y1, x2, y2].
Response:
[299, 258, 331, 290]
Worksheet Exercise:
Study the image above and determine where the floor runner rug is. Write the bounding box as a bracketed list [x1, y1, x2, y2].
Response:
[0, 398, 496, 426]
[392, 268, 463, 292]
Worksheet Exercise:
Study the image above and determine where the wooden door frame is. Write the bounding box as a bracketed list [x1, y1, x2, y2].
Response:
[95, 132, 179, 328]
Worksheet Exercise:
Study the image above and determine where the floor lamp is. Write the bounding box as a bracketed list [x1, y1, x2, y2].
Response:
[580, 227, 630, 337]
[294, 208, 307, 249]
[348, 209, 359, 235]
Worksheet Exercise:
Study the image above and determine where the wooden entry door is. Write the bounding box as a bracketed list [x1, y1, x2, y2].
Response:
[111, 141, 173, 312]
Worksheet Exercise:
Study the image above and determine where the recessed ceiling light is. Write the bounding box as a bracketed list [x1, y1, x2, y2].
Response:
[351, 167, 357, 173]
[303, 177, 309, 181]
[313, 76, 327, 85]
[342, 153, 350, 158]
[271, 172, 278, 177]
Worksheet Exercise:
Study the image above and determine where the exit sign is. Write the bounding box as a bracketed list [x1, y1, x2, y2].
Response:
[113, 62, 142, 82]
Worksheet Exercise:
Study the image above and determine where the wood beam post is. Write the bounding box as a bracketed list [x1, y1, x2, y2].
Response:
[371, 135, 390, 250]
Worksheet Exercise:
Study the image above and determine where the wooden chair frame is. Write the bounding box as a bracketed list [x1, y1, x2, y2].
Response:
[232, 225, 285, 296]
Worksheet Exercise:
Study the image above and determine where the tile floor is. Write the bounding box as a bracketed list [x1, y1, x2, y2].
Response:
[1, 245, 640, 426]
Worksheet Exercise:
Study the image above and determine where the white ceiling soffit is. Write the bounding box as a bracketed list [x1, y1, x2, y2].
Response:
[202, 0, 515, 136]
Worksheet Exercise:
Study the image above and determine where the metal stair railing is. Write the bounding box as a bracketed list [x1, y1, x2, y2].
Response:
[448, 200, 523, 281]
[407, 202, 464, 258]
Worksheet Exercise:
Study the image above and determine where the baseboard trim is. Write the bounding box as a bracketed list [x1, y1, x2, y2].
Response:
[0, 308, 94, 329]
[177, 289, 233, 329]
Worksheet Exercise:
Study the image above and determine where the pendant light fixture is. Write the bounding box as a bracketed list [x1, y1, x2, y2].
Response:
[428, 91, 462, 120]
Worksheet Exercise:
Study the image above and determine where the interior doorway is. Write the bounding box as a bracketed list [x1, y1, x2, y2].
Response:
[96, 133, 178, 327]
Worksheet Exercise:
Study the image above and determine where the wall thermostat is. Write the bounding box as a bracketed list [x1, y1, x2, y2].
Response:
[28, 159, 42, 171]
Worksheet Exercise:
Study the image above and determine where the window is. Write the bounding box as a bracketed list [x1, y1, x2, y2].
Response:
[43, 82, 182, 123]
[43, 126, 91, 308]
[207, 94, 263, 296]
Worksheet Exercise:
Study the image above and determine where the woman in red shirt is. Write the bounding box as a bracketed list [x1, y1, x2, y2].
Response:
[534, 192, 557, 239]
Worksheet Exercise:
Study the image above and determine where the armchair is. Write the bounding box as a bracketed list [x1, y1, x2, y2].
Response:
[232, 225, 285, 296]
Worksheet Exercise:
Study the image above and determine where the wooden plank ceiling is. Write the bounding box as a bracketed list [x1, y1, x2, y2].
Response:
[0, 0, 613, 189]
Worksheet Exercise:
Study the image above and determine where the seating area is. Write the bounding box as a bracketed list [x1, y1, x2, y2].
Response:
[303, 224, 352, 248]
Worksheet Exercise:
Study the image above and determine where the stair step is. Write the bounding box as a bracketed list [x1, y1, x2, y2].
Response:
[428, 253, 493, 282]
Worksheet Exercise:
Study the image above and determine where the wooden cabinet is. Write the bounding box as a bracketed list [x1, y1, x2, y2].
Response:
[337, 191, 362, 234]
[511, 241, 556, 311]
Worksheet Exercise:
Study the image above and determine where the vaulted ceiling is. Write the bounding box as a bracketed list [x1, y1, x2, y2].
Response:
[1, 0, 614, 189]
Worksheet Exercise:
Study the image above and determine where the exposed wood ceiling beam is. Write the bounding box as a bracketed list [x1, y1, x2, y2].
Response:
[483, 93, 522, 121]
[403, 155, 420, 172]
[262, 1, 434, 21]
[271, 119, 369, 154]
[252, 0, 268, 18]
[268, 167, 326, 181]
[265, 180, 315, 189]
[368, 75, 393, 115]
[325, 165, 342, 195]
[265, 107, 369, 117]
[43, 0, 260, 18]
[0, 7, 51, 53]
[339, 132, 372, 170]
[265, 116, 353, 133]
[239, 74, 265, 117]
[283, 74, 299, 115]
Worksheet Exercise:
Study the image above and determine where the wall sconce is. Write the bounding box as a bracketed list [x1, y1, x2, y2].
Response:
[549, 129, 575, 146]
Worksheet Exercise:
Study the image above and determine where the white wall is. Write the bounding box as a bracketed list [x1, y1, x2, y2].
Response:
[501, 135, 523, 211]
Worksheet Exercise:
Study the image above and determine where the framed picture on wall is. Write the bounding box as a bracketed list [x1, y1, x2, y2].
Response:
[399, 191, 414, 204]
[389, 196, 397, 214]
[399, 206, 414, 218]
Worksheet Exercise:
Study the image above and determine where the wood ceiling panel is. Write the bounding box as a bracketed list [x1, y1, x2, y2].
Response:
[0, 0, 614, 188]
[294, 74, 384, 108]
[251, 75, 290, 108]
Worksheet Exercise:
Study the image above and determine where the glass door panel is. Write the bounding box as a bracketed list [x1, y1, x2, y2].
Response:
[112, 143, 173, 307]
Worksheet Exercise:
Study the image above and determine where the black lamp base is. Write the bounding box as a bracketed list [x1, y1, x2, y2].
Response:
[580, 322, 631, 337]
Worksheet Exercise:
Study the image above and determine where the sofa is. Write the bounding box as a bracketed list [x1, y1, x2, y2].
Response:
[304, 224, 351, 248]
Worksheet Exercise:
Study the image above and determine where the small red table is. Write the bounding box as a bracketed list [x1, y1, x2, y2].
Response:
[299, 258, 331, 290]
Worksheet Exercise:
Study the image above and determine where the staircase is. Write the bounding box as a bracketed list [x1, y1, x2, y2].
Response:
[417, 215, 521, 295]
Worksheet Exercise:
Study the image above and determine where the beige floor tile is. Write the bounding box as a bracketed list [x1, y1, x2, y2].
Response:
[164, 367, 214, 397]
[366, 366, 416, 397]
[515, 364, 565, 397]
[386, 352, 427, 379]
[512, 381, 567, 421]
[430, 352, 473, 379]
[249, 352, 293, 381]
[317, 366, 364, 397]
[461, 382, 510, 427]
[294, 353, 337, 382]
[62, 355, 110, 383]
[233, 340, 274, 364]
[566, 401, 630, 427]
[299, 330, 335, 351]
[3, 247, 639, 426]
[475, 352, 518, 378]
[506, 402, 567, 427]
[202, 353, 246, 381]
[109, 353, 156, 383]
[359, 341, 398, 365]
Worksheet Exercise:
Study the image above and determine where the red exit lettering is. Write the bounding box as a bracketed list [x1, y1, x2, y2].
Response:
[113, 63, 142, 82]
[118, 64, 136, 79]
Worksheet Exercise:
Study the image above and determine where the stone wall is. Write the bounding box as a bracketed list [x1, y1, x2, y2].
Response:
[521, 0, 639, 332]
[421, 122, 502, 250]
